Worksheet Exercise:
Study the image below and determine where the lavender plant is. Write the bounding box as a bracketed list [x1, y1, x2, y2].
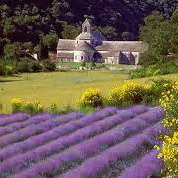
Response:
[6, 117, 162, 177]
[117, 150, 163, 178]
[0, 108, 117, 160]
[0, 115, 149, 175]
[0, 114, 54, 137]
[57, 134, 162, 178]
[0, 113, 30, 127]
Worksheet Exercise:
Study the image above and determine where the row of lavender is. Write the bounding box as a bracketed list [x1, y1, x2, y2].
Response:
[0, 105, 167, 178]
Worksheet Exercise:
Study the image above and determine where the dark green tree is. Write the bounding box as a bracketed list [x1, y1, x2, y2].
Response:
[139, 10, 178, 66]
[42, 33, 58, 51]
[61, 23, 81, 39]
[38, 39, 49, 60]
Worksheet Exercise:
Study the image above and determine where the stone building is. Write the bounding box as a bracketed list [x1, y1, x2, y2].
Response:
[57, 18, 148, 65]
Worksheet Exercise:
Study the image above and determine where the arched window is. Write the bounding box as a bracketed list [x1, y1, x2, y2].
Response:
[84, 26, 87, 32]
[81, 56, 84, 60]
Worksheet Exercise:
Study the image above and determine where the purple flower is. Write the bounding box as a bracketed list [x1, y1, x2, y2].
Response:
[7, 118, 161, 177]
[0, 113, 30, 127]
[0, 114, 53, 137]
[117, 150, 163, 178]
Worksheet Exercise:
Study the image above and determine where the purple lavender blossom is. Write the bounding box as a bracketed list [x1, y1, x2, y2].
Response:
[117, 150, 163, 178]
[6, 117, 163, 178]
[0, 109, 118, 161]
[134, 107, 163, 124]
[53, 134, 150, 178]
[8, 134, 148, 178]
[125, 105, 149, 115]
[0, 106, 164, 178]
[0, 115, 148, 174]
[0, 113, 30, 127]
[0, 114, 54, 137]
[0, 112, 83, 148]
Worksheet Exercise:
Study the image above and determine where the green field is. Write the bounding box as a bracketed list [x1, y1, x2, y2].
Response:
[1, 70, 178, 113]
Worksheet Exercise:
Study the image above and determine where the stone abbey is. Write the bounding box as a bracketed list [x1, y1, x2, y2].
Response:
[57, 18, 148, 65]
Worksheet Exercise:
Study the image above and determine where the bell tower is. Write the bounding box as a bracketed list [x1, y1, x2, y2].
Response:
[82, 18, 92, 33]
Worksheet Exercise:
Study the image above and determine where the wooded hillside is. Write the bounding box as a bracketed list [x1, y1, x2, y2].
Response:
[0, 0, 178, 44]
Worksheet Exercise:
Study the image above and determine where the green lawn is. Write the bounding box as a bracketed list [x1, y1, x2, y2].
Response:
[0, 70, 178, 113]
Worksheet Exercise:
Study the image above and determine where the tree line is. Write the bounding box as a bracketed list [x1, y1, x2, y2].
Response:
[0, 0, 178, 59]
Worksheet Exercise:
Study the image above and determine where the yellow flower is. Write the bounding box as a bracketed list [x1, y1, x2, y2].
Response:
[11, 98, 23, 105]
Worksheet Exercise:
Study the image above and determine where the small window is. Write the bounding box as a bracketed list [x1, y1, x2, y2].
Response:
[81, 56, 84, 60]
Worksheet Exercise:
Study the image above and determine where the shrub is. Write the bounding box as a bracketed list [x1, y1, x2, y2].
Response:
[30, 60, 43, 72]
[157, 133, 178, 178]
[42, 60, 56, 72]
[155, 80, 178, 177]
[11, 98, 44, 115]
[78, 88, 103, 108]
[48, 104, 75, 114]
[131, 61, 178, 79]
[11, 98, 23, 113]
[21, 101, 44, 115]
[0, 103, 3, 112]
[108, 81, 148, 107]
[15, 59, 31, 73]
[48, 103, 59, 114]
[0, 60, 16, 75]
[78, 106, 96, 114]
[81, 61, 86, 67]
[144, 78, 176, 105]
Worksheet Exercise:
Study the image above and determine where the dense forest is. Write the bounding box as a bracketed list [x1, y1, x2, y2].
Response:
[0, 0, 178, 55]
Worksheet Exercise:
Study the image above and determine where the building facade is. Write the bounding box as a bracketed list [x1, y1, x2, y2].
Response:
[57, 18, 148, 65]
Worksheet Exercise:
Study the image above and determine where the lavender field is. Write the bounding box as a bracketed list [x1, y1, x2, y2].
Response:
[0, 105, 167, 178]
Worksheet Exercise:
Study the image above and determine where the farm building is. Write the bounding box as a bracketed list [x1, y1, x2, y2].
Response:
[57, 18, 148, 65]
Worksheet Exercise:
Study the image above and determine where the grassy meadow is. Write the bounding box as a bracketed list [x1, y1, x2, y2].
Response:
[1, 70, 178, 113]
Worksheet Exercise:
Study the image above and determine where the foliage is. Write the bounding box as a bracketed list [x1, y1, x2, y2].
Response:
[131, 61, 178, 78]
[140, 10, 178, 66]
[15, 59, 31, 73]
[81, 61, 86, 67]
[3, 43, 23, 60]
[0, 103, 3, 112]
[61, 23, 81, 39]
[0, 0, 177, 53]
[90, 61, 96, 69]
[96, 26, 119, 40]
[146, 78, 176, 105]
[0, 57, 58, 75]
[42, 60, 57, 72]
[38, 39, 49, 60]
[107, 81, 148, 107]
[157, 133, 178, 178]
[78, 106, 96, 114]
[78, 88, 103, 108]
[0, 59, 16, 75]
[11, 98, 44, 115]
[155, 80, 178, 177]
[29, 60, 43, 72]
[42, 33, 58, 51]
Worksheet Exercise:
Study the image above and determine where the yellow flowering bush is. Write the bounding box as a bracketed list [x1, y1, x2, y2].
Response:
[159, 81, 178, 131]
[11, 98, 44, 115]
[108, 81, 148, 107]
[78, 88, 103, 108]
[146, 78, 176, 105]
[155, 133, 178, 177]
[11, 97, 23, 113]
[156, 81, 178, 177]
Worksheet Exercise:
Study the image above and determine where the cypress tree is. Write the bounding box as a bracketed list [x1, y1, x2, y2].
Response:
[39, 39, 49, 60]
